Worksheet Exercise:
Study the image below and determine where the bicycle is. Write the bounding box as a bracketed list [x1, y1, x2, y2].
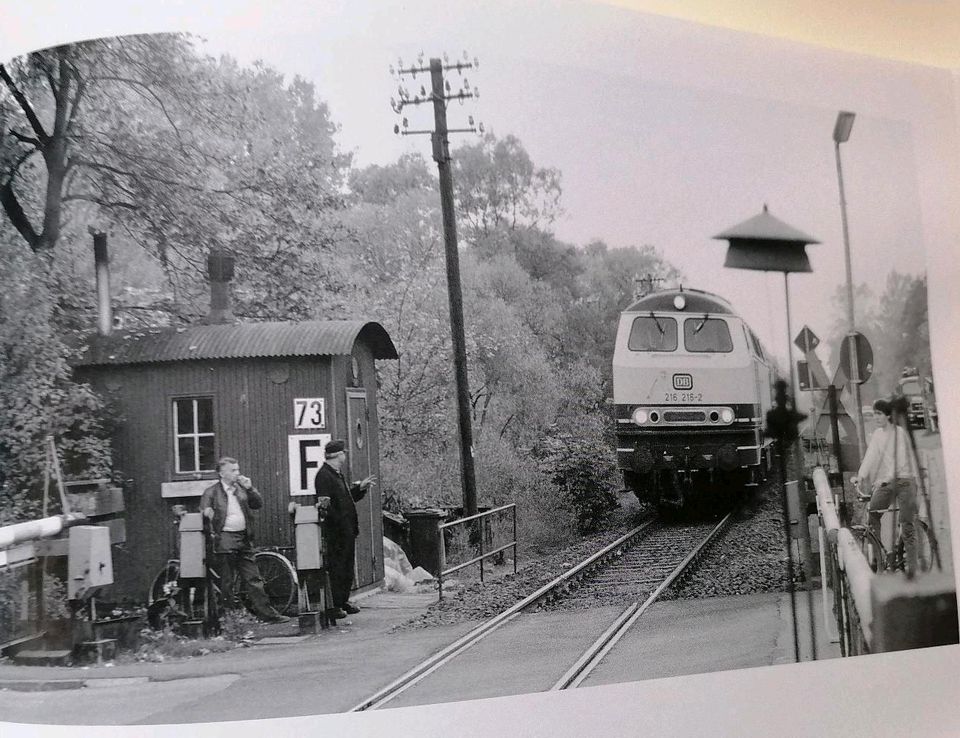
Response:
[146, 506, 222, 634]
[850, 493, 939, 575]
[147, 509, 299, 623]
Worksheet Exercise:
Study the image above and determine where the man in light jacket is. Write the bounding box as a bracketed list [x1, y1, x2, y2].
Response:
[200, 457, 288, 623]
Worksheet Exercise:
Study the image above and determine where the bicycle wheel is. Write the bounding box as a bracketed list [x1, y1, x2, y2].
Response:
[853, 527, 885, 572]
[202, 578, 223, 635]
[148, 560, 181, 604]
[915, 519, 938, 574]
[255, 550, 299, 615]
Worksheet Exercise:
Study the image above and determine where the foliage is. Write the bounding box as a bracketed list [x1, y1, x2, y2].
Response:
[0, 571, 70, 644]
[826, 272, 932, 403]
[453, 133, 562, 241]
[532, 427, 619, 534]
[1, 34, 353, 323]
[533, 359, 620, 534]
[132, 627, 235, 662]
[0, 229, 113, 523]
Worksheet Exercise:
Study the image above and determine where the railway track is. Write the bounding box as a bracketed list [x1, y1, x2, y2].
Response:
[349, 510, 735, 711]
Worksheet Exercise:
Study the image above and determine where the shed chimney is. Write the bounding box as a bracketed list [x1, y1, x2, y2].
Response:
[205, 250, 236, 324]
[92, 231, 113, 336]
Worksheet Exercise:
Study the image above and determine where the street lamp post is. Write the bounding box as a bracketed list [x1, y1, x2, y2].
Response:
[833, 111, 866, 460]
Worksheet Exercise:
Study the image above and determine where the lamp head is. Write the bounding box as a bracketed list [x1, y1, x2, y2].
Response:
[833, 111, 856, 144]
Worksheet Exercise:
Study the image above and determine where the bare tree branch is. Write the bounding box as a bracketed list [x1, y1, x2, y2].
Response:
[0, 63, 50, 144]
[0, 181, 39, 248]
[9, 129, 41, 147]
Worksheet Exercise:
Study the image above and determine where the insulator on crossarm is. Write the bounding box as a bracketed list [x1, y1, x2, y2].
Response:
[393, 124, 400, 135]
[473, 57, 479, 69]
[402, 117, 409, 129]
[445, 80, 451, 92]
[478, 122, 485, 134]
[468, 115, 474, 125]
[474, 87, 479, 99]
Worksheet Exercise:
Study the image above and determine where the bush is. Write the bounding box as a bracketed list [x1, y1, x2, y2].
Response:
[532, 427, 619, 534]
[473, 434, 577, 552]
[381, 433, 579, 554]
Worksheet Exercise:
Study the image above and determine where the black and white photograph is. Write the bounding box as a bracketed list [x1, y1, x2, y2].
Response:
[1, 1, 959, 735]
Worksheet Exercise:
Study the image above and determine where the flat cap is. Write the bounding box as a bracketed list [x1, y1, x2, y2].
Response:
[325, 439, 346, 454]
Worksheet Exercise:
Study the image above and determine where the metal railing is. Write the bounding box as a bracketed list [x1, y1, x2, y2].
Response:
[814, 467, 873, 655]
[438, 504, 517, 600]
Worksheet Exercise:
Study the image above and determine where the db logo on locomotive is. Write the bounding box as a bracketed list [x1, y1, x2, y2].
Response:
[672, 373, 693, 390]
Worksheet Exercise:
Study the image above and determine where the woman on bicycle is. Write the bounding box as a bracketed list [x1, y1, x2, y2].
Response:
[852, 398, 920, 577]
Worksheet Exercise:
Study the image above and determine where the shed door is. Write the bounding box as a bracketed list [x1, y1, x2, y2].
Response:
[346, 389, 375, 588]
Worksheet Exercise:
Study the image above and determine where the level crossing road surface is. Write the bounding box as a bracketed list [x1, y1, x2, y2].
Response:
[0, 589, 838, 724]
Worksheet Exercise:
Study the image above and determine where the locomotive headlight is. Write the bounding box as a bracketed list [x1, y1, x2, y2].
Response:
[673, 295, 686, 310]
[720, 408, 734, 423]
[632, 408, 649, 425]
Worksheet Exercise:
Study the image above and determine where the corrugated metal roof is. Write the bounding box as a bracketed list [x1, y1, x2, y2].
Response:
[74, 320, 398, 367]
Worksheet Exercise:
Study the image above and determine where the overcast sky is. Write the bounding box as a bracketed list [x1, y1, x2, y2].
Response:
[2, 0, 955, 378]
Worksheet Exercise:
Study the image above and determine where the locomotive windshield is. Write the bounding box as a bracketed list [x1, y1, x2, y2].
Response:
[900, 379, 921, 395]
[683, 317, 733, 352]
[628, 315, 678, 351]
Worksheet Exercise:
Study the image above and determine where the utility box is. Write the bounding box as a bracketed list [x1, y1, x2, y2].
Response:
[178, 513, 206, 580]
[68, 526, 113, 600]
[295, 505, 323, 571]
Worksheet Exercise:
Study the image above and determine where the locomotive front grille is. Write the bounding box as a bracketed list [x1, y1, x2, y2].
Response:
[663, 410, 705, 423]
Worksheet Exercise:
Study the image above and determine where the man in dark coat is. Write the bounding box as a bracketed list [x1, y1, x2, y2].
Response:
[314, 439, 376, 619]
[200, 457, 288, 623]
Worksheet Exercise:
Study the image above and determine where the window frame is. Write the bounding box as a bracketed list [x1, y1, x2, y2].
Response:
[627, 315, 679, 352]
[682, 316, 734, 353]
[172, 396, 217, 475]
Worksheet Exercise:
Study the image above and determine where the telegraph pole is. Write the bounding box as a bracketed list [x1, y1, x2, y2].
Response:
[391, 53, 482, 517]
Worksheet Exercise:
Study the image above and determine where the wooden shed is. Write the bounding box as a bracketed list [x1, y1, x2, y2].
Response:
[73, 317, 398, 602]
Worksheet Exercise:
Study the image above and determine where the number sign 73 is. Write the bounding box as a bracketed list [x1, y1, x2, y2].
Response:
[294, 398, 326, 429]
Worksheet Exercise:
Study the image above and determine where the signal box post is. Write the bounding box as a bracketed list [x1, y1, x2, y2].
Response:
[294, 504, 333, 632]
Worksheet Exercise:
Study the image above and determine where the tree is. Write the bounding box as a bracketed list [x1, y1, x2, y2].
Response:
[452, 133, 562, 241]
[0, 226, 113, 524]
[825, 272, 931, 400]
[1, 35, 218, 256]
[1, 36, 351, 322]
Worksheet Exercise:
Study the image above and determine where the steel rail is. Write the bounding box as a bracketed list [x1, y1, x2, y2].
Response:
[348, 516, 657, 712]
[551, 510, 735, 690]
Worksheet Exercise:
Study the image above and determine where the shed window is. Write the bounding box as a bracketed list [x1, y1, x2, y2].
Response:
[173, 397, 215, 473]
[684, 317, 733, 353]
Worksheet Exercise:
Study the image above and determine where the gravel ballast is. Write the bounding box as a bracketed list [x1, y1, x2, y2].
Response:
[393, 478, 795, 631]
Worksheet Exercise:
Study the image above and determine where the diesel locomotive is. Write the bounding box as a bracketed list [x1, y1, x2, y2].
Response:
[612, 287, 776, 510]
